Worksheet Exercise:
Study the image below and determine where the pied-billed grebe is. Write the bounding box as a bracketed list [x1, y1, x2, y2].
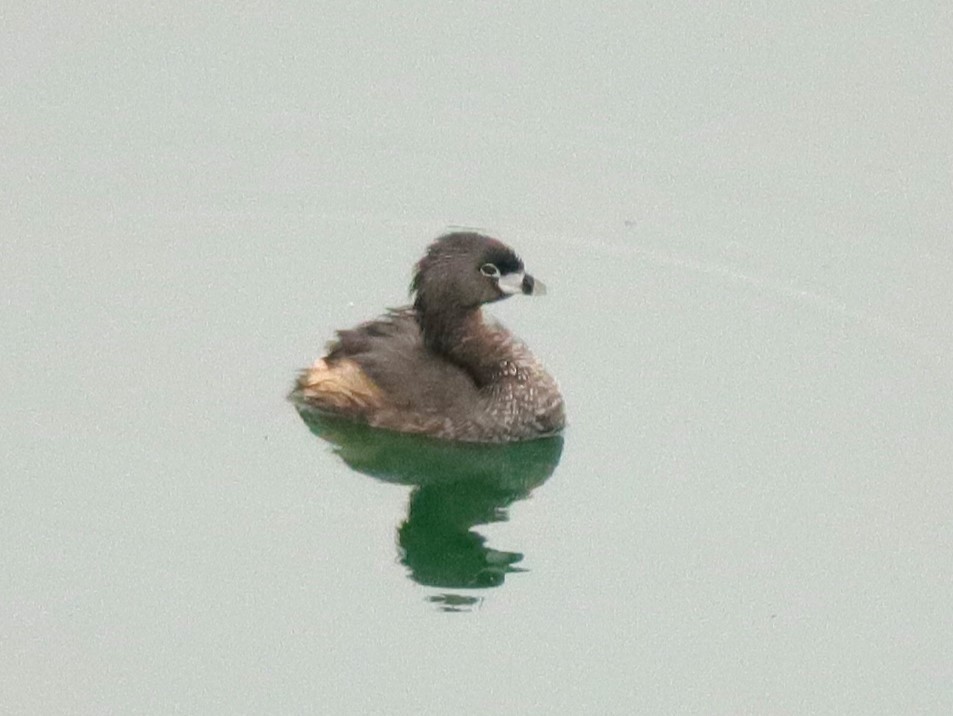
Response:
[291, 232, 565, 442]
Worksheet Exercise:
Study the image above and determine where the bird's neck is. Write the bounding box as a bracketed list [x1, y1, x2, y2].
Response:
[415, 302, 510, 387]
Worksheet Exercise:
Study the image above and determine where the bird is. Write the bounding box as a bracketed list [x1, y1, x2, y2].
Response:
[291, 231, 565, 443]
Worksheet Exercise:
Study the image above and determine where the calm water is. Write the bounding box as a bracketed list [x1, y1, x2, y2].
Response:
[4, 4, 953, 714]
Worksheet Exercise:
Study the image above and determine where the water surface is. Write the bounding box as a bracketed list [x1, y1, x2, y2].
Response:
[4, 3, 952, 714]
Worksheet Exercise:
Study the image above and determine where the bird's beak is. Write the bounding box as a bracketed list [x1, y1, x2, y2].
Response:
[498, 271, 546, 296]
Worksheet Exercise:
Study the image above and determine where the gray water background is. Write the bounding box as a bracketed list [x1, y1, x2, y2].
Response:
[3, 4, 953, 713]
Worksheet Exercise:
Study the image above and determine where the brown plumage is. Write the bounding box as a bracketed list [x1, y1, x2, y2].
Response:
[291, 232, 565, 442]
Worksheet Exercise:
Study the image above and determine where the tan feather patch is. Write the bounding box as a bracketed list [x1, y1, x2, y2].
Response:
[294, 358, 384, 412]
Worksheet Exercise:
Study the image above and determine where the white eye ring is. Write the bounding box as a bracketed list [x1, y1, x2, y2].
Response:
[480, 263, 500, 278]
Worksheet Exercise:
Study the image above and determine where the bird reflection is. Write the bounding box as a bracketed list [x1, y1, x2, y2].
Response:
[296, 410, 563, 611]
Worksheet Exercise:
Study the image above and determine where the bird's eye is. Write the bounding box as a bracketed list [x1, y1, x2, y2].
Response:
[480, 263, 500, 278]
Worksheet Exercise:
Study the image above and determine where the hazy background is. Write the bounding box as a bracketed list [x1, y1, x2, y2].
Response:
[3, 2, 952, 713]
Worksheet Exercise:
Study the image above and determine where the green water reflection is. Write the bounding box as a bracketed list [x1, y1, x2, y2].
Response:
[297, 411, 563, 610]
